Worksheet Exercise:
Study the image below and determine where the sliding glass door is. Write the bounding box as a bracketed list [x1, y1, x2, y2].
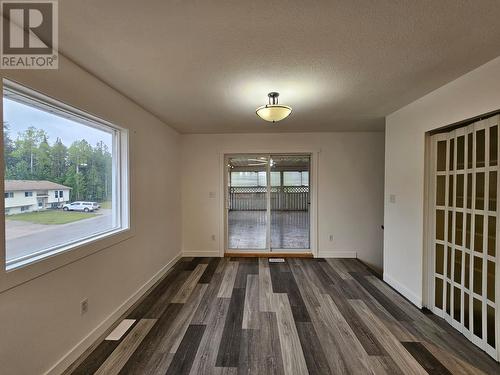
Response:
[226, 155, 268, 250]
[226, 154, 311, 252]
[270, 155, 310, 249]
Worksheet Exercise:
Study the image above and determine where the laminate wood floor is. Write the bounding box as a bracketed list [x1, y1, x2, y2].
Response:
[68, 257, 500, 374]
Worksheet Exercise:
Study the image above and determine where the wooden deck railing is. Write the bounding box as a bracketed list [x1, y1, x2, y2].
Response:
[229, 186, 309, 211]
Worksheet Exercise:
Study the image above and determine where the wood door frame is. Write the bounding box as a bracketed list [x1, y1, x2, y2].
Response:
[218, 149, 319, 258]
[423, 131, 434, 310]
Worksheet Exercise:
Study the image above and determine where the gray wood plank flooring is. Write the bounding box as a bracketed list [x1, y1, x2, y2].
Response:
[68, 257, 500, 375]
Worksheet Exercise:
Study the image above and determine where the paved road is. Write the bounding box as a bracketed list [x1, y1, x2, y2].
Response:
[6, 209, 113, 262]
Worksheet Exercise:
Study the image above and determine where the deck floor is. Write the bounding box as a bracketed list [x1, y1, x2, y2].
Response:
[228, 210, 309, 249]
[69, 257, 500, 375]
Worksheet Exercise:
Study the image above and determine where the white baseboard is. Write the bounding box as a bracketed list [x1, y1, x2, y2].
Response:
[182, 251, 222, 257]
[46, 252, 183, 375]
[383, 272, 422, 308]
[318, 250, 357, 258]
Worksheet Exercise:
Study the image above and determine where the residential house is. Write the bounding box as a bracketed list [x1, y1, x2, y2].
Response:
[4, 180, 71, 215]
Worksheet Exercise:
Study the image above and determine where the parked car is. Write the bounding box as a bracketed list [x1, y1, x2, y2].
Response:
[92, 202, 100, 210]
[62, 201, 95, 212]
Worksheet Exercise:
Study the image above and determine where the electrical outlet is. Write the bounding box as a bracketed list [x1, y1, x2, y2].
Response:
[389, 194, 396, 203]
[329, 234, 334, 242]
[211, 234, 216, 241]
[81, 298, 89, 315]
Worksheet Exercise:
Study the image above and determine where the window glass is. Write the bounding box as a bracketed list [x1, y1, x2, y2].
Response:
[270, 172, 280, 186]
[231, 171, 266, 187]
[283, 171, 308, 186]
[3, 82, 126, 269]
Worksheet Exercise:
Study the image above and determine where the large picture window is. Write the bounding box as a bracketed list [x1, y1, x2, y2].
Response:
[2, 80, 129, 270]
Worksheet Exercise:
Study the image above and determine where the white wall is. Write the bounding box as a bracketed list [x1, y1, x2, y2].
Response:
[5, 190, 37, 208]
[181, 132, 385, 270]
[384, 56, 500, 308]
[0, 55, 182, 374]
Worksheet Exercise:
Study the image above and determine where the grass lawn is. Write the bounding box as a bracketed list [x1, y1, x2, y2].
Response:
[100, 201, 112, 209]
[6, 210, 98, 225]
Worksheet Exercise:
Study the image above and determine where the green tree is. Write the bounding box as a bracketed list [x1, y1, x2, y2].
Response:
[66, 140, 93, 200]
[3, 122, 15, 178]
[35, 135, 51, 180]
[50, 138, 67, 183]
[11, 126, 47, 178]
[5, 124, 113, 202]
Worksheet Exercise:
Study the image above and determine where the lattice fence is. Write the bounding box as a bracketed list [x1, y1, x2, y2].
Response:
[229, 186, 309, 211]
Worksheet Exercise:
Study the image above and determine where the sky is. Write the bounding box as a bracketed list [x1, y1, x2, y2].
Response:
[3, 98, 112, 149]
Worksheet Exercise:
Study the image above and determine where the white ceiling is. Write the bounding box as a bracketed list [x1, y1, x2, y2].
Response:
[59, 1, 500, 133]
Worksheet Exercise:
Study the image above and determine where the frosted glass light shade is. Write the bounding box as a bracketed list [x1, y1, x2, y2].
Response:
[256, 104, 292, 123]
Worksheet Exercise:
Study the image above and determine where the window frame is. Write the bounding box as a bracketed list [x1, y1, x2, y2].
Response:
[0, 79, 131, 291]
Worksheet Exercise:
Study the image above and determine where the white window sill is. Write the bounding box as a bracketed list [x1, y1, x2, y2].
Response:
[0, 226, 134, 293]
[6, 226, 130, 271]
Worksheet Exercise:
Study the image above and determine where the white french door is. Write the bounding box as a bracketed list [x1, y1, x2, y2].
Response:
[430, 115, 500, 360]
[225, 154, 311, 253]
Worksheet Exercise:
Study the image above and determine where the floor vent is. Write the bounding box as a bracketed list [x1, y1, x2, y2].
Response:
[269, 258, 285, 263]
[105, 319, 136, 341]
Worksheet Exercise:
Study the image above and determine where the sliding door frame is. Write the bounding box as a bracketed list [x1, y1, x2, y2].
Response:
[219, 149, 319, 257]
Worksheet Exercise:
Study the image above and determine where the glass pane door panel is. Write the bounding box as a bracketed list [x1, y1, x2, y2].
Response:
[476, 172, 485, 210]
[227, 156, 268, 250]
[465, 253, 470, 289]
[456, 174, 464, 207]
[467, 133, 473, 169]
[437, 141, 447, 171]
[435, 244, 444, 275]
[454, 249, 462, 283]
[490, 126, 498, 166]
[270, 155, 310, 249]
[476, 129, 485, 168]
[464, 293, 470, 329]
[473, 298, 482, 338]
[436, 176, 446, 206]
[435, 277, 443, 309]
[453, 286, 461, 322]
[457, 135, 465, 170]
[487, 305, 496, 347]
[446, 282, 451, 315]
[489, 171, 497, 211]
[473, 256, 483, 295]
[488, 216, 496, 257]
[467, 173, 473, 209]
[487, 260, 495, 302]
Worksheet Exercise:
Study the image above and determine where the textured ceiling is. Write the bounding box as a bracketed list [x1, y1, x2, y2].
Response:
[58, 1, 500, 133]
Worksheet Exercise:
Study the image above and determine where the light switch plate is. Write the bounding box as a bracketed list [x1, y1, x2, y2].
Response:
[389, 194, 396, 203]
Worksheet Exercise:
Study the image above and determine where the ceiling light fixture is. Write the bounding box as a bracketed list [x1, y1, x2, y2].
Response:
[256, 92, 292, 123]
